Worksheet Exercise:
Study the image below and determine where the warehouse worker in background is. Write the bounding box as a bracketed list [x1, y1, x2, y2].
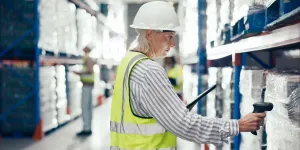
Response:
[74, 44, 95, 136]
[164, 48, 185, 104]
[110, 1, 266, 149]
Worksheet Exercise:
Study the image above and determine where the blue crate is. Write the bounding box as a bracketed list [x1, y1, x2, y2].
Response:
[231, 10, 265, 41]
[231, 21, 239, 40]
[230, 18, 244, 41]
[244, 10, 265, 35]
[238, 18, 245, 35]
[280, 0, 300, 16]
[220, 24, 231, 45]
[265, 0, 280, 25]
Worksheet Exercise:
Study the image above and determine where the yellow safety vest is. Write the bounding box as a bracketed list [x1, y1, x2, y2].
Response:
[167, 65, 183, 94]
[110, 51, 177, 150]
[80, 56, 94, 84]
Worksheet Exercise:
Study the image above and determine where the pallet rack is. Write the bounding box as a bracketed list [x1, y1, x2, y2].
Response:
[204, 3, 300, 150]
[0, 0, 119, 140]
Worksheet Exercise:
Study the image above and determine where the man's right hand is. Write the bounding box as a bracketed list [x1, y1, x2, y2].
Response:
[238, 113, 266, 132]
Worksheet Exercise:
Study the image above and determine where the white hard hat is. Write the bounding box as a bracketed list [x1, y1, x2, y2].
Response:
[130, 1, 180, 32]
[85, 43, 95, 50]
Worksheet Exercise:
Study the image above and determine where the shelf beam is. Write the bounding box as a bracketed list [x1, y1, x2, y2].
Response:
[40, 56, 83, 65]
[207, 23, 300, 60]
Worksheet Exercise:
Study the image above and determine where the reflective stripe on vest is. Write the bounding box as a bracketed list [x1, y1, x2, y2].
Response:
[110, 121, 166, 135]
[110, 51, 177, 149]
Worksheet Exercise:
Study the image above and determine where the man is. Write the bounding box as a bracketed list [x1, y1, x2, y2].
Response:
[75, 44, 95, 136]
[110, 1, 265, 149]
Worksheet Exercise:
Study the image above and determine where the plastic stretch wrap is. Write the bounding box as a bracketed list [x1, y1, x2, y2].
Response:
[67, 71, 82, 118]
[220, 0, 231, 26]
[207, 67, 222, 150]
[207, 67, 218, 118]
[57, 0, 77, 54]
[77, 9, 97, 55]
[39, 66, 58, 132]
[265, 72, 300, 150]
[239, 69, 265, 150]
[232, 0, 265, 25]
[206, 0, 218, 47]
[38, 0, 58, 53]
[39, 0, 77, 55]
[55, 66, 70, 125]
[221, 67, 233, 150]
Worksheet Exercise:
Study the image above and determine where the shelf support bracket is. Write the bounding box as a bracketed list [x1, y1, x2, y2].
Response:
[247, 52, 273, 69]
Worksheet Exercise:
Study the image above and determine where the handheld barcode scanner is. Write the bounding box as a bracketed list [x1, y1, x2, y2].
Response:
[186, 84, 217, 111]
[251, 88, 273, 135]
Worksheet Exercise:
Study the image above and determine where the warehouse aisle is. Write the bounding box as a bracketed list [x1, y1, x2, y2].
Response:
[0, 98, 199, 150]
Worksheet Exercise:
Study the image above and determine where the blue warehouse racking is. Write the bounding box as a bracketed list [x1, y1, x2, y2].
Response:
[204, 0, 300, 149]
[0, 0, 116, 140]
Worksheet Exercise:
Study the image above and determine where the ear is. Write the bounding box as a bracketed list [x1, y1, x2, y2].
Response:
[145, 30, 154, 41]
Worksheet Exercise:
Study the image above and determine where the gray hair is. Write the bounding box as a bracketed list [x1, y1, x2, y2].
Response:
[129, 29, 150, 54]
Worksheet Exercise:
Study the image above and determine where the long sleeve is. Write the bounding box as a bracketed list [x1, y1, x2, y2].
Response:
[129, 60, 239, 146]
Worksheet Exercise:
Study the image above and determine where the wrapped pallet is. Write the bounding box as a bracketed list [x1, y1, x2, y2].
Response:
[206, 0, 218, 48]
[55, 65, 70, 125]
[239, 69, 265, 150]
[40, 66, 58, 132]
[207, 67, 222, 150]
[231, 0, 265, 25]
[39, 0, 58, 53]
[265, 71, 300, 150]
[39, 0, 77, 55]
[67, 69, 82, 119]
[57, 0, 77, 55]
[221, 67, 233, 150]
[76, 9, 97, 55]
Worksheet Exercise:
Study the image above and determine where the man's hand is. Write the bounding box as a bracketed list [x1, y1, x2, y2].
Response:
[238, 113, 266, 132]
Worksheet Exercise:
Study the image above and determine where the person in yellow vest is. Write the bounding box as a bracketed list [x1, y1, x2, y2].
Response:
[110, 1, 266, 149]
[164, 49, 184, 103]
[74, 44, 95, 136]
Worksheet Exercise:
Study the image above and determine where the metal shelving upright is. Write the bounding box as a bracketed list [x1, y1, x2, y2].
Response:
[206, 6, 300, 150]
[0, 0, 111, 140]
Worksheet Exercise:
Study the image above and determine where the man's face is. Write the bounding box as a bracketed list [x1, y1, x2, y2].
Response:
[148, 31, 176, 58]
[83, 47, 91, 53]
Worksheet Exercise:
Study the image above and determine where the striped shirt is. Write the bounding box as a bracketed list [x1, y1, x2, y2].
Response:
[129, 59, 239, 146]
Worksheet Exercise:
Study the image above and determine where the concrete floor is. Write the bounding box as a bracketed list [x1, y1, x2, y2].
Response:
[0, 98, 201, 150]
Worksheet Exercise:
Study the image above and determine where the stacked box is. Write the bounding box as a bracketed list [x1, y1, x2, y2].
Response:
[239, 69, 265, 150]
[55, 65, 70, 125]
[67, 69, 82, 119]
[0, 67, 36, 135]
[40, 66, 58, 132]
[265, 71, 300, 150]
